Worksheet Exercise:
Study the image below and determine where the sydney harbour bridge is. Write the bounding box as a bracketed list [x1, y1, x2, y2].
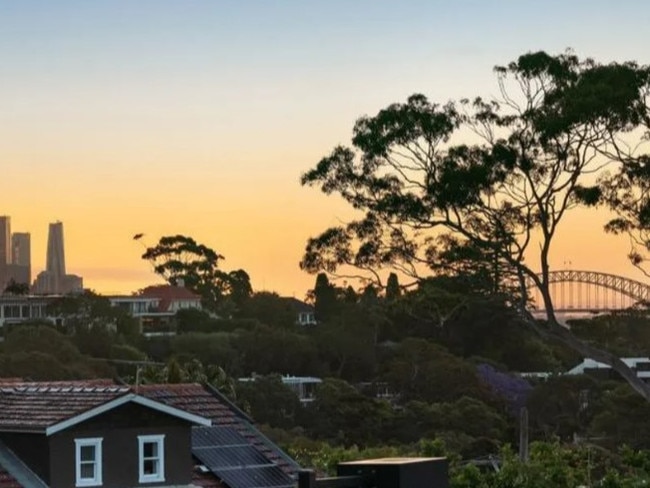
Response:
[527, 270, 650, 318]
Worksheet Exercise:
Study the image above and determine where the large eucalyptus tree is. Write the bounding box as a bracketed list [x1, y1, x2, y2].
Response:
[301, 51, 650, 399]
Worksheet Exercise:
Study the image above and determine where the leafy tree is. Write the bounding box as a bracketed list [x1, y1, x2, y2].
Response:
[175, 308, 219, 334]
[239, 291, 296, 328]
[590, 383, 650, 450]
[570, 311, 650, 357]
[597, 135, 650, 278]
[381, 338, 490, 404]
[305, 378, 394, 446]
[300, 50, 650, 399]
[2, 326, 82, 363]
[169, 332, 240, 373]
[236, 375, 304, 429]
[47, 290, 140, 340]
[313, 273, 338, 322]
[526, 375, 601, 442]
[141, 234, 252, 313]
[3, 279, 29, 295]
[385, 272, 401, 301]
[0, 351, 71, 380]
[232, 325, 321, 376]
[312, 307, 376, 380]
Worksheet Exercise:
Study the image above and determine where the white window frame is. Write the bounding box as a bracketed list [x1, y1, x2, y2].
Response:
[138, 435, 165, 483]
[74, 438, 103, 487]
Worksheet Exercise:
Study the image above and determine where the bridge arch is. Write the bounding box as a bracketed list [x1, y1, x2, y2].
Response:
[527, 270, 650, 311]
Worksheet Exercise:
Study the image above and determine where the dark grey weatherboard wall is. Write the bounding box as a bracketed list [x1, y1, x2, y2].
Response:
[50, 402, 193, 488]
[0, 433, 49, 482]
[2, 402, 193, 488]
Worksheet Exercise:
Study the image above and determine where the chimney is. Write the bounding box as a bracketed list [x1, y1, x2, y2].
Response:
[176, 278, 185, 288]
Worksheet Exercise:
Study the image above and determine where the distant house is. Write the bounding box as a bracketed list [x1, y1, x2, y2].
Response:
[0, 295, 55, 329]
[139, 285, 203, 314]
[281, 298, 317, 326]
[566, 357, 650, 381]
[0, 286, 203, 337]
[0, 380, 300, 488]
[239, 375, 323, 404]
[517, 357, 650, 382]
[111, 284, 204, 337]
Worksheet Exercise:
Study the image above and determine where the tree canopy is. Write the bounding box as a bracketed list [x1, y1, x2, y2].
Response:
[141, 234, 252, 313]
[300, 50, 650, 399]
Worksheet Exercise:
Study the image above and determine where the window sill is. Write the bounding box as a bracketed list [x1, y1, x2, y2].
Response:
[139, 476, 165, 484]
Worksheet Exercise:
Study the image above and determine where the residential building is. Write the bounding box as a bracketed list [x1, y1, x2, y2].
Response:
[281, 297, 317, 326]
[0, 379, 300, 488]
[239, 375, 323, 404]
[518, 357, 650, 382]
[0, 380, 211, 487]
[139, 284, 203, 313]
[566, 357, 650, 380]
[0, 295, 52, 328]
[280, 376, 322, 403]
[136, 285, 203, 336]
[0, 287, 201, 335]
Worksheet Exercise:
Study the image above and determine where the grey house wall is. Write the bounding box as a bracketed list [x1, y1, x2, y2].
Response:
[2, 402, 194, 488]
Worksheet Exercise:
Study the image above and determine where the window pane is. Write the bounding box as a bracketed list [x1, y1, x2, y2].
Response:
[143, 459, 158, 475]
[80, 463, 95, 479]
[79, 445, 95, 462]
[143, 441, 158, 458]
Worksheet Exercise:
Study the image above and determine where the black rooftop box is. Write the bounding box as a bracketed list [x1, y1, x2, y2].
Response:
[337, 457, 448, 488]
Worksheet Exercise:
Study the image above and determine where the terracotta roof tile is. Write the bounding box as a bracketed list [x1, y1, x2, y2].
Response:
[0, 468, 22, 488]
[0, 385, 129, 432]
[135, 384, 300, 476]
[139, 285, 201, 311]
[191, 467, 225, 488]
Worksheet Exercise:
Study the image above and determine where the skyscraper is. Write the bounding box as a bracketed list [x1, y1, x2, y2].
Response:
[0, 216, 10, 290]
[10, 232, 31, 285]
[0, 216, 10, 265]
[46, 221, 66, 277]
[33, 221, 82, 295]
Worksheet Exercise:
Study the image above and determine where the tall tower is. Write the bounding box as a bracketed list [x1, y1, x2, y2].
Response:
[46, 221, 66, 277]
[0, 216, 11, 265]
[11, 232, 31, 285]
[0, 216, 10, 289]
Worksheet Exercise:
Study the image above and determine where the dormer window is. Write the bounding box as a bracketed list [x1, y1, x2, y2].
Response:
[138, 435, 165, 483]
[75, 438, 103, 487]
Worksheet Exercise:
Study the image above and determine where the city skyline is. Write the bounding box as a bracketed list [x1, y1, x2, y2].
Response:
[2, 2, 650, 295]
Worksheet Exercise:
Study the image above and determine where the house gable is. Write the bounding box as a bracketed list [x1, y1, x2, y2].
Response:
[45, 393, 211, 436]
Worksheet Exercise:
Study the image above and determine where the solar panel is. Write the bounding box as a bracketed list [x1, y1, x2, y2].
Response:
[194, 445, 269, 468]
[192, 427, 295, 488]
[193, 426, 247, 447]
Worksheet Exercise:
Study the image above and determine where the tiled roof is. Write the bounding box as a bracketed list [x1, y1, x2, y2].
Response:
[0, 468, 21, 488]
[191, 467, 225, 488]
[135, 384, 300, 477]
[0, 385, 129, 432]
[139, 285, 202, 313]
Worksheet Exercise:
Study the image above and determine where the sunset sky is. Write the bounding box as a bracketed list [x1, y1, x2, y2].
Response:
[2, 1, 650, 297]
